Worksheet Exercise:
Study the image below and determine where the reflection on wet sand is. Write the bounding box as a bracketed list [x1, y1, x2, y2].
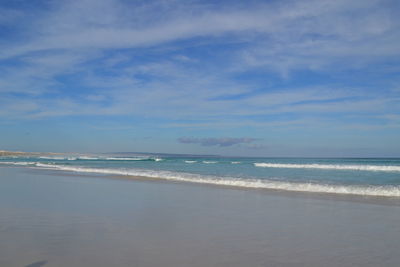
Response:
[1, 167, 400, 267]
[25, 261, 48, 267]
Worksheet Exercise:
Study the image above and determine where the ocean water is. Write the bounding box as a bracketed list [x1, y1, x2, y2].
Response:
[1, 153, 400, 197]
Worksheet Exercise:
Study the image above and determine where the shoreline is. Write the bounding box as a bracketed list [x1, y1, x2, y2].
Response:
[7, 165, 400, 207]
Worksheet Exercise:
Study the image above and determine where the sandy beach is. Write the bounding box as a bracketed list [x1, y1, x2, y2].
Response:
[1, 166, 399, 267]
[2, 0, 400, 266]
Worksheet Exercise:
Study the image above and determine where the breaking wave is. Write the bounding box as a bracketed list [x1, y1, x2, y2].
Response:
[103, 157, 163, 161]
[0, 161, 36, 166]
[39, 156, 71, 160]
[2, 161, 399, 197]
[7, 155, 164, 162]
[254, 163, 400, 172]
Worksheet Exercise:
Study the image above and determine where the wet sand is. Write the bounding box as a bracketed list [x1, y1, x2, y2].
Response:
[1, 166, 400, 267]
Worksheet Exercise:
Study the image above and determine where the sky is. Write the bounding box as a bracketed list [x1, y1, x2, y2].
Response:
[0, 0, 399, 157]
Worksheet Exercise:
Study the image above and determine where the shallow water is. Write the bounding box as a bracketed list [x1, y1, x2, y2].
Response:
[1, 167, 400, 267]
[1, 154, 400, 197]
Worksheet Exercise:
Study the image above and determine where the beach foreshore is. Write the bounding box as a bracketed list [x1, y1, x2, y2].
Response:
[1, 166, 400, 267]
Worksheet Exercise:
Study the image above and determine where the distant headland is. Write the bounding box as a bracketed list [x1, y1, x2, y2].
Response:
[0, 150, 60, 157]
[0, 150, 33, 157]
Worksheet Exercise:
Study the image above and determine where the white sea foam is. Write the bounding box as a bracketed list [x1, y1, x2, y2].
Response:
[104, 157, 143, 160]
[0, 161, 36, 166]
[254, 163, 400, 172]
[77, 156, 99, 160]
[38, 156, 78, 160]
[203, 161, 217, 164]
[12, 155, 162, 161]
[185, 161, 197, 163]
[2, 161, 398, 197]
[39, 156, 67, 160]
[104, 157, 162, 161]
[231, 161, 241, 164]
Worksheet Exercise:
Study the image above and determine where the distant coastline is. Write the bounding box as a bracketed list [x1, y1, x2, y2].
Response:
[0, 150, 34, 157]
[1, 149, 400, 160]
[0, 150, 61, 157]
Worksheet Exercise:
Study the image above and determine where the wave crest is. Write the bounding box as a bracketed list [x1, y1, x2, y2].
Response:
[2, 162, 399, 197]
[254, 163, 400, 172]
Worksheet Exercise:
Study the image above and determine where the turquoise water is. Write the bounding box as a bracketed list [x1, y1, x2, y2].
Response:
[1, 154, 400, 197]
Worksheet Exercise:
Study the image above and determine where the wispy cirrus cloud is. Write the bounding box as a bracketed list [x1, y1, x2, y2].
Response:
[2, 0, 399, 66]
[0, 0, 399, 155]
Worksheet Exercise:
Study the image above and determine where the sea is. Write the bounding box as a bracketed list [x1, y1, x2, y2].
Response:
[1, 153, 400, 197]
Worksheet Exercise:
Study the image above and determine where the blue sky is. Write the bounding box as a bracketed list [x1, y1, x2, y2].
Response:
[0, 0, 399, 157]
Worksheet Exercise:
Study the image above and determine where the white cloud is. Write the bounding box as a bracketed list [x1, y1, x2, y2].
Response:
[0, 0, 399, 131]
[2, 0, 398, 65]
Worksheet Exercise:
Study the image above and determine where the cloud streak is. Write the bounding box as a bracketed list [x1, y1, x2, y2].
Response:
[178, 137, 259, 147]
[0, 0, 399, 155]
